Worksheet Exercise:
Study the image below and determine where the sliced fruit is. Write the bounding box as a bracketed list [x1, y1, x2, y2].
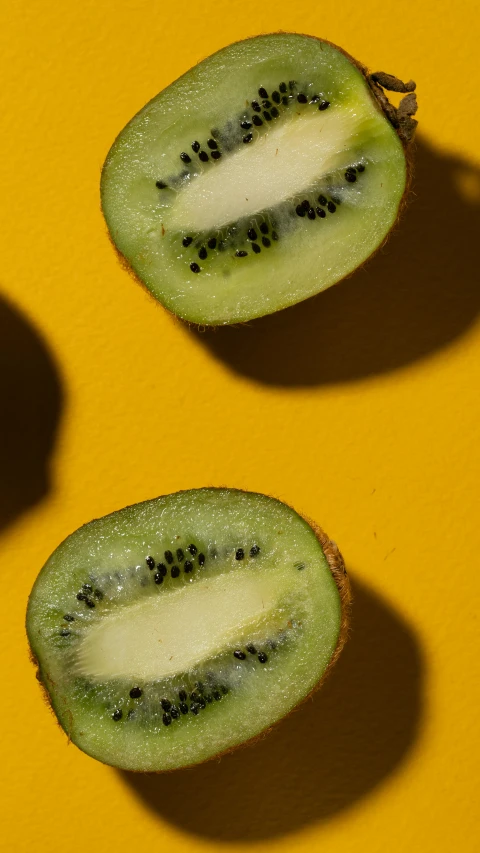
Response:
[26, 488, 350, 771]
[101, 33, 417, 325]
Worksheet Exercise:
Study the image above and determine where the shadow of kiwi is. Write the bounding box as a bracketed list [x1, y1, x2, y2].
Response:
[120, 576, 425, 841]
[0, 291, 63, 533]
[186, 136, 480, 386]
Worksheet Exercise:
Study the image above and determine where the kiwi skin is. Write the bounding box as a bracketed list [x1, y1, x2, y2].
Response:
[102, 32, 417, 328]
[27, 492, 351, 771]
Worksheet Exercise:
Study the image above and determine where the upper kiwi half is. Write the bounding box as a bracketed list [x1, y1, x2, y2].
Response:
[101, 33, 417, 325]
[26, 488, 351, 772]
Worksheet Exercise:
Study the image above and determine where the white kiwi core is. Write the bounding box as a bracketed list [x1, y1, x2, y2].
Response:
[76, 570, 286, 681]
[170, 108, 366, 232]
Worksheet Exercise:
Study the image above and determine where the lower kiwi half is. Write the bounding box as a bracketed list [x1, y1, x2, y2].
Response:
[26, 488, 351, 772]
[101, 33, 417, 325]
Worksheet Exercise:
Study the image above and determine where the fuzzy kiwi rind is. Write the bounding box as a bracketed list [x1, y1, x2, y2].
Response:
[27, 488, 350, 772]
[101, 33, 417, 327]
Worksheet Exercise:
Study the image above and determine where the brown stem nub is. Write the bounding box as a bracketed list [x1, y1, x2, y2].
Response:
[370, 72, 416, 93]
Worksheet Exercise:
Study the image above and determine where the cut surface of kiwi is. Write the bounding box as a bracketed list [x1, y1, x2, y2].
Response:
[101, 33, 417, 325]
[27, 488, 350, 771]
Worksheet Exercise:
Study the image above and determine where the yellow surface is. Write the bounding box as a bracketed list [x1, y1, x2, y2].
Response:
[1, 1, 479, 850]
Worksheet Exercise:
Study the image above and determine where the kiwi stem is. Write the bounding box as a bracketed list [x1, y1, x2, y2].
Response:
[366, 72, 418, 145]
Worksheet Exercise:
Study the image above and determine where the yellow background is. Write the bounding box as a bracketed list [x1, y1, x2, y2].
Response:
[1, 1, 479, 850]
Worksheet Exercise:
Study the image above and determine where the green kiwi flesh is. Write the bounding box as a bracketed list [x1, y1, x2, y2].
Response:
[26, 488, 349, 771]
[101, 33, 412, 325]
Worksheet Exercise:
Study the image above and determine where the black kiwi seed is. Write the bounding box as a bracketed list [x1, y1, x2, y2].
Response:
[296, 204, 306, 217]
[243, 133, 253, 144]
[234, 650, 246, 660]
[251, 100, 261, 112]
[279, 82, 287, 93]
[357, 163, 366, 172]
[180, 152, 191, 164]
[241, 120, 252, 130]
[190, 704, 199, 715]
[94, 589, 103, 600]
[179, 702, 189, 714]
[60, 628, 70, 637]
[272, 90, 281, 103]
[317, 207, 326, 218]
[211, 151, 221, 160]
[271, 231, 279, 241]
[179, 689, 187, 702]
[297, 93, 308, 104]
[154, 572, 163, 585]
[63, 614, 74, 622]
[157, 563, 167, 576]
[85, 599, 95, 608]
[191, 141, 200, 152]
[155, 180, 168, 189]
[76, 592, 87, 601]
[198, 553, 205, 566]
[198, 247, 207, 260]
[187, 544, 197, 555]
[252, 115, 263, 126]
[252, 243, 261, 253]
[258, 87, 268, 98]
[310, 95, 321, 103]
[146, 556, 155, 569]
[207, 237, 217, 250]
[221, 685, 229, 695]
[246, 644, 257, 654]
[130, 687, 142, 699]
[161, 699, 172, 711]
[248, 228, 257, 240]
[345, 170, 357, 182]
[263, 111, 272, 121]
[235, 548, 245, 560]
[235, 250, 248, 257]
[176, 548, 184, 562]
[262, 99, 272, 109]
[318, 195, 327, 206]
[182, 236, 193, 247]
[112, 709, 123, 721]
[82, 584, 93, 593]
[205, 694, 213, 703]
[262, 236, 271, 248]
[162, 713, 172, 726]
[199, 151, 209, 162]
[258, 652, 268, 664]
[301, 200, 310, 211]
[213, 690, 221, 701]
[260, 222, 269, 234]
[308, 208, 316, 220]
[190, 263, 200, 273]
[171, 566, 180, 578]
[170, 706, 180, 719]
[164, 550, 173, 564]
[270, 107, 279, 118]
[289, 80, 296, 90]
[207, 138, 218, 149]
[184, 560, 193, 573]
[282, 95, 289, 106]
[190, 692, 200, 703]
[319, 100, 330, 111]
[250, 544, 260, 556]
[327, 201, 337, 213]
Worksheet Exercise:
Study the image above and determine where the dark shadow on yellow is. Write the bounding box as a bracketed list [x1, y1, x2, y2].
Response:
[0, 292, 63, 533]
[121, 576, 424, 840]
[188, 137, 480, 386]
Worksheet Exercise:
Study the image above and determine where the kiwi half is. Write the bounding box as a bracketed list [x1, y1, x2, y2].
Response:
[101, 33, 417, 325]
[26, 488, 350, 771]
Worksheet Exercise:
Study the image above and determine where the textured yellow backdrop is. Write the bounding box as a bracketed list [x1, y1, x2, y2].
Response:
[1, 1, 479, 851]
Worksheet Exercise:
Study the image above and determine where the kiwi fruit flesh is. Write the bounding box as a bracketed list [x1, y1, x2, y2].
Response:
[27, 488, 350, 772]
[101, 33, 417, 325]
